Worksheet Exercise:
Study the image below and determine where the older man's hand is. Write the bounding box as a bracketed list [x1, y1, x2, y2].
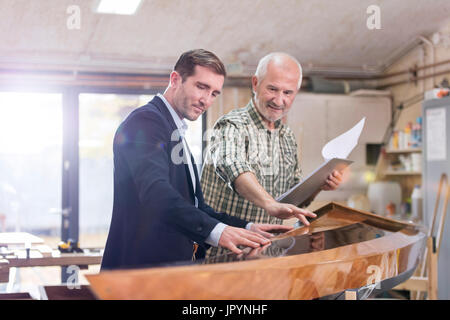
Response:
[321, 170, 343, 191]
[264, 201, 316, 226]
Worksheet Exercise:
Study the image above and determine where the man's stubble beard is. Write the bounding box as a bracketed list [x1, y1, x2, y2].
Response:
[253, 94, 286, 124]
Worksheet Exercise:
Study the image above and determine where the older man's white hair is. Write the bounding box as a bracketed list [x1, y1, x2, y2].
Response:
[254, 52, 303, 90]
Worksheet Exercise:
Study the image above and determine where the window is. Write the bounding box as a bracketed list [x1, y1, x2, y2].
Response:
[0, 92, 62, 235]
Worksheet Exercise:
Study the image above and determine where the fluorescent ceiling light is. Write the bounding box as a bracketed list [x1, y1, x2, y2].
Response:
[96, 0, 142, 15]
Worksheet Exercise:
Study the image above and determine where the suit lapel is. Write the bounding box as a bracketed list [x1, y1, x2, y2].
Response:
[191, 154, 201, 197]
[151, 96, 197, 202]
[184, 146, 198, 200]
[184, 161, 196, 199]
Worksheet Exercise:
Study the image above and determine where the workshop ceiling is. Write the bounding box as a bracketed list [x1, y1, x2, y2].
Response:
[1, 0, 450, 76]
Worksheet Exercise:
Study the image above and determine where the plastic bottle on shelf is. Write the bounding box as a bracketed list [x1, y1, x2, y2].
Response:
[390, 130, 398, 150]
[411, 185, 423, 222]
[411, 123, 418, 147]
[399, 130, 405, 150]
[405, 122, 412, 148]
[392, 130, 399, 149]
[416, 117, 422, 147]
[411, 152, 421, 172]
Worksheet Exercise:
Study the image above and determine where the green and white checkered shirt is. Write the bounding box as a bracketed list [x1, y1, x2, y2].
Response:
[201, 99, 303, 258]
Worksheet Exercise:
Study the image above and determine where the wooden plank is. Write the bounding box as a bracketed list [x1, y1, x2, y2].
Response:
[273, 206, 366, 240]
[43, 285, 97, 300]
[385, 148, 422, 154]
[0, 292, 33, 300]
[385, 171, 422, 176]
[428, 238, 438, 300]
[394, 277, 428, 291]
[317, 202, 416, 231]
[6, 253, 102, 268]
[0, 259, 9, 283]
[345, 290, 358, 300]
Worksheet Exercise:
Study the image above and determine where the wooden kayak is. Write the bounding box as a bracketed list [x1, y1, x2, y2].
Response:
[86, 202, 427, 300]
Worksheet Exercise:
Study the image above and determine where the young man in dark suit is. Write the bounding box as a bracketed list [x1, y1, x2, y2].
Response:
[101, 49, 292, 270]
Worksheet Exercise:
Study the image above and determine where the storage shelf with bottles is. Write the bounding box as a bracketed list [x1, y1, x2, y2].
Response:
[374, 117, 423, 208]
[371, 115, 424, 225]
[375, 150, 422, 179]
[383, 148, 422, 176]
[388, 117, 422, 151]
[381, 117, 423, 177]
[382, 150, 422, 175]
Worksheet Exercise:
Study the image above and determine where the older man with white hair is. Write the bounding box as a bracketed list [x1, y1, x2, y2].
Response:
[200, 52, 343, 258]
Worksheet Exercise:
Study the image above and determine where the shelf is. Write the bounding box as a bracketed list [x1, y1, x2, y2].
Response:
[385, 148, 422, 154]
[384, 171, 422, 176]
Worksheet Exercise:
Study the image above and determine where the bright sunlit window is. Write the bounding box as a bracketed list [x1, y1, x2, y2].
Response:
[0, 92, 62, 154]
[0, 92, 62, 234]
[96, 0, 142, 15]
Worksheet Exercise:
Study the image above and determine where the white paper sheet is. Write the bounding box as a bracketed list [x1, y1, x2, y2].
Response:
[426, 108, 447, 161]
[321, 117, 366, 160]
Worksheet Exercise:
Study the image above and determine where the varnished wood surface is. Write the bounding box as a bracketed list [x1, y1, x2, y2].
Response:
[87, 202, 426, 300]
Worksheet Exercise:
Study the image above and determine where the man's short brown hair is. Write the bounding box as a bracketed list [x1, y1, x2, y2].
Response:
[174, 49, 226, 81]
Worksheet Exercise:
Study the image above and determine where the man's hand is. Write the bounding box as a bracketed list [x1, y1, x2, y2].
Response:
[249, 223, 293, 238]
[321, 170, 343, 191]
[218, 226, 271, 255]
[264, 201, 317, 226]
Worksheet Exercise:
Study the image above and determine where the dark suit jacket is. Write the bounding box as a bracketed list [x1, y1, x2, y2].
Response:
[101, 96, 248, 270]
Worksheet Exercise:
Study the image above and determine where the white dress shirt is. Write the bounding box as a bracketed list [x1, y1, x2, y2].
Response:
[157, 94, 230, 246]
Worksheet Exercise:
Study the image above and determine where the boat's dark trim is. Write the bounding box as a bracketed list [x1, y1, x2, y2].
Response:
[318, 265, 417, 300]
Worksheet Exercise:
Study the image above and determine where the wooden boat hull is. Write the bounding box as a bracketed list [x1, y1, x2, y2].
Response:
[87, 202, 427, 300]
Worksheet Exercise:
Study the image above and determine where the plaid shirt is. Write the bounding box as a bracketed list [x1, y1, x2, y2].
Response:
[201, 99, 303, 258]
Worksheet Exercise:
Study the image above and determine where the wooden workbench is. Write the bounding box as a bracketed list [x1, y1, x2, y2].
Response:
[0, 232, 103, 283]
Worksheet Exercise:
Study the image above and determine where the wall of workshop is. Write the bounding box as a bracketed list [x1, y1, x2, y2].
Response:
[206, 86, 252, 129]
[381, 20, 450, 130]
[377, 20, 450, 204]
